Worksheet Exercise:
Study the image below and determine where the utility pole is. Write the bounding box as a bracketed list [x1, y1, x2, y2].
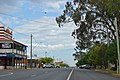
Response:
[107, 27, 110, 69]
[12, 39, 14, 69]
[30, 34, 32, 69]
[53, 56, 55, 63]
[114, 17, 120, 74]
[45, 51, 47, 57]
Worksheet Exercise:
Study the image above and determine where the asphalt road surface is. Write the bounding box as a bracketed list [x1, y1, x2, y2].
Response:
[0, 68, 120, 80]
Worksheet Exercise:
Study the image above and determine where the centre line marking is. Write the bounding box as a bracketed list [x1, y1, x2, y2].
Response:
[31, 75, 36, 77]
[67, 68, 74, 80]
[0, 73, 13, 77]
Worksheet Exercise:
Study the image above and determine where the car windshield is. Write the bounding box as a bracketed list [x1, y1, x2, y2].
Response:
[0, 0, 120, 80]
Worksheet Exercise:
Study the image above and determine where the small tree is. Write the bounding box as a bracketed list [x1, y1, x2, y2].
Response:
[88, 43, 107, 69]
[106, 41, 119, 69]
[60, 63, 69, 68]
[39, 57, 54, 64]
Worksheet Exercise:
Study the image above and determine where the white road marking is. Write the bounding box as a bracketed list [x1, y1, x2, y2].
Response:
[45, 71, 48, 73]
[0, 73, 13, 77]
[31, 75, 36, 77]
[67, 68, 74, 80]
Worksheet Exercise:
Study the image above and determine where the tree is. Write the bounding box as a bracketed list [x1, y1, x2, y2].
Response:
[76, 53, 90, 66]
[73, 51, 85, 61]
[56, 0, 120, 51]
[88, 43, 107, 68]
[59, 63, 69, 68]
[39, 57, 54, 64]
[106, 41, 119, 67]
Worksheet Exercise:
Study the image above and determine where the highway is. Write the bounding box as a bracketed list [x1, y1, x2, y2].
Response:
[0, 68, 120, 80]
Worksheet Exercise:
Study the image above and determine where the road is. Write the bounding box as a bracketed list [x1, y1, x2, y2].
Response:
[0, 68, 120, 80]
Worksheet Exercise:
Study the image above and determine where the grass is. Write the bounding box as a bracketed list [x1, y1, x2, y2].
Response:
[95, 69, 120, 77]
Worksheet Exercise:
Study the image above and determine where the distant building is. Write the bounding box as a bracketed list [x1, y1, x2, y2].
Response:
[55, 61, 63, 66]
[27, 57, 42, 68]
[0, 26, 27, 69]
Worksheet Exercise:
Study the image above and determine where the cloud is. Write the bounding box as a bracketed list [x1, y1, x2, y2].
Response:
[0, 0, 20, 13]
[0, 0, 17, 5]
[28, 0, 66, 9]
[26, 43, 65, 56]
[14, 16, 76, 51]
[48, 44, 64, 50]
[0, 0, 67, 15]
[0, 16, 3, 20]
[0, 0, 76, 66]
[0, 0, 76, 51]
[25, 0, 67, 14]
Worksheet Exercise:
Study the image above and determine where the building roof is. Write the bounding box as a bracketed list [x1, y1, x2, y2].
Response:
[0, 26, 27, 47]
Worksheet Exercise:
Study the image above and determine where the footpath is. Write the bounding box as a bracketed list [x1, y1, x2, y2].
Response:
[95, 69, 120, 77]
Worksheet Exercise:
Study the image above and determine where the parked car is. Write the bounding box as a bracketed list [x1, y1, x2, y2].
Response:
[55, 65, 60, 68]
[79, 64, 91, 69]
[43, 64, 53, 68]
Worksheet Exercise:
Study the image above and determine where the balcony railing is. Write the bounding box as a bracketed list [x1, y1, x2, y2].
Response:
[0, 49, 27, 55]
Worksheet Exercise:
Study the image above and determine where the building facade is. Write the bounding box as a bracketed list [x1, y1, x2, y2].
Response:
[0, 26, 27, 69]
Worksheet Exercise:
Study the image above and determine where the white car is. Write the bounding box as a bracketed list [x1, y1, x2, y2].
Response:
[43, 64, 53, 68]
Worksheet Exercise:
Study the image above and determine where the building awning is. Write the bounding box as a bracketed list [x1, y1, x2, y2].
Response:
[0, 54, 26, 58]
[0, 54, 14, 57]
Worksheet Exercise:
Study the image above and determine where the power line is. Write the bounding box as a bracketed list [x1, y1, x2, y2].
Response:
[32, 36, 45, 51]
[32, 41, 40, 52]
[0, 12, 56, 26]
[0, 20, 29, 36]
[11, 28, 29, 36]
[0, 12, 58, 37]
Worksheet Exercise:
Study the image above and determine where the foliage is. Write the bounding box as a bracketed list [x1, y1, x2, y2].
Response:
[75, 43, 107, 68]
[39, 57, 54, 64]
[106, 41, 119, 65]
[76, 41, 120, 69]
[59, 63, 69, 67]
[89, 0, 120, 14]
[88, 43, 107, 67]
[76, 53, 90, 66]
[56, 0, 120, 51]
[56, 0, 120, 69]
[73, 51, 85, 61]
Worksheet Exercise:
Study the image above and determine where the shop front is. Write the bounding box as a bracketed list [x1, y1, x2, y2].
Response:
[0, 41, 27, 69]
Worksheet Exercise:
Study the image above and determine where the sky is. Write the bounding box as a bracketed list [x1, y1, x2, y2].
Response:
[0, 0, 77, 66]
